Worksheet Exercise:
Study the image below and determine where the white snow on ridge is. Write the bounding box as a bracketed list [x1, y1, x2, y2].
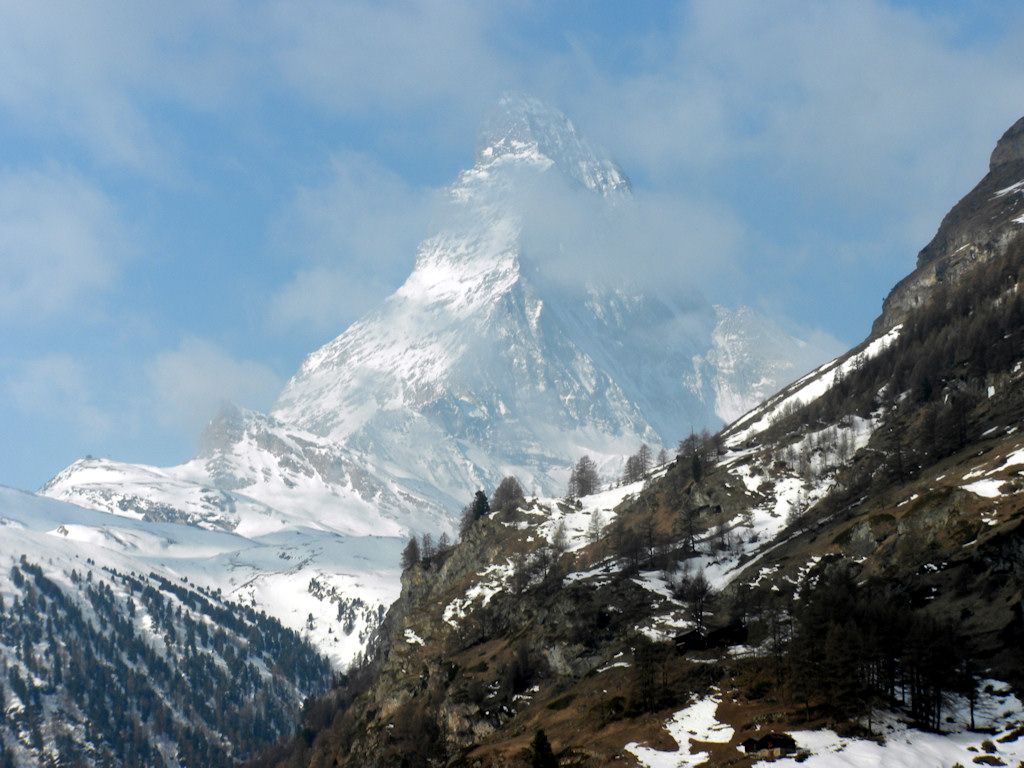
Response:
[42, 407, 446, 540]
[994, 178, 1024, 197]
[689, 306, 845, 425]
[726, 325, 901, 447]
[38, 96, 838, 664]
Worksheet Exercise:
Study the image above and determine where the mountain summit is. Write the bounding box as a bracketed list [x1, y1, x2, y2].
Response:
[255, 112, 1024, 768]
[875, 113, 1024, 333]
[476, 93, 630, 195]
[272, 95, 833, 507]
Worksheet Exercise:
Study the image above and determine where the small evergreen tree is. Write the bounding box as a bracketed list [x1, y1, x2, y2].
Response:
[420, 533, 435, 561]
[437, 532, 451, 553]
[637, 443, 652, 475]
[401, 537, 421, 569]
[459, 491, 492, 539]
[531, 729, 558, 768]
[491, 476, 525, 514]
[568, 456, 600, 498]
[684, 569, 713, 632]
[471, 489, 491, 519]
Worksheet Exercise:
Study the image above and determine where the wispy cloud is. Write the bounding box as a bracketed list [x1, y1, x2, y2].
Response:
[0, 167, 130, 321]
[268, 152, 438, 335]
[146, 338, 282, 434]
[4, 354, 111, 436]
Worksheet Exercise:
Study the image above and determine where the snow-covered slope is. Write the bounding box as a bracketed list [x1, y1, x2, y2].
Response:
[2, 485, 401, 669]
[274, 94, 836, 499]
[0, 485, 338, 765]
[43, 405, 447, 538]
[688, 306, 843, 424]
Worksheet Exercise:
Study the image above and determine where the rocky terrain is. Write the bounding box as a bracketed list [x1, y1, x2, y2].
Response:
[875, 115, 1024, 333]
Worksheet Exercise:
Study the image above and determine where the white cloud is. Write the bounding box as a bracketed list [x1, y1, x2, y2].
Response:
[263, 0, 508, 117]
[269, 152, 437, 334]
[0, 2, 250, 173]
[513, 170, 744, 300]
[0, 1, 509, 172]
[146, 338, 282, 433]
[569, 0, 1024, 244]
[4, 355, 110, 436]
[0, 168, 129, 321]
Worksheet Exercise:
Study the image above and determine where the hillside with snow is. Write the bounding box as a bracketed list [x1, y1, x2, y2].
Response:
[0, 487, 336, 766]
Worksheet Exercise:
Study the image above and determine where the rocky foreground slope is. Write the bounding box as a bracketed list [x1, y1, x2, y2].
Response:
[252, 117, 1024, 768]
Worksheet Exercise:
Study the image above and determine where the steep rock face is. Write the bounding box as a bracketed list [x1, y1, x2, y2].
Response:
[687, 306, 839, 425]
[874, 113, 1024, 333]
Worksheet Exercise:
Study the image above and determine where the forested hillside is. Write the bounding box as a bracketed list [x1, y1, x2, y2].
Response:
[0, 556, 330, 767]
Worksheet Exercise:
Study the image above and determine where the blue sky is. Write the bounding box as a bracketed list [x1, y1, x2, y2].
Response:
[2, 0, 1024, 490]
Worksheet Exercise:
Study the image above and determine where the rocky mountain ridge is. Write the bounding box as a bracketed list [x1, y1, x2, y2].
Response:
[875, 114, 1024, 333]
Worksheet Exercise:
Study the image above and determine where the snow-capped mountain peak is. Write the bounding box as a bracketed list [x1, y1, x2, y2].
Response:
[474, 93, 629, 196]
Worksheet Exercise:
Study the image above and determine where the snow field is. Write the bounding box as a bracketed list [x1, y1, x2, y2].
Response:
[626, 693, 734, 768]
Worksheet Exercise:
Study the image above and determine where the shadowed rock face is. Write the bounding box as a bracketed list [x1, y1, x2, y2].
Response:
[990, 115, 1024, 170]
[874, 114, 1024, 335]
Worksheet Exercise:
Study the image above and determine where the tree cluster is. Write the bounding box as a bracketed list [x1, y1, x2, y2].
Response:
[621, 443, 653, 484]
[768, 244, 1024, 487]
[677, 430, 721, 483]
[776, 568, 977, 731]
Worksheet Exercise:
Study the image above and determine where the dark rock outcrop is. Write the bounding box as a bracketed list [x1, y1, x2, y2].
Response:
[874, 114, 1024, 334]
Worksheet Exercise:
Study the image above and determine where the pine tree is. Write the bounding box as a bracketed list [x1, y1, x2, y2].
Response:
[568, 456, 600, 498]
[491, 476, 525, 513]
[401, 536, 421, 569]
[531, 729, 558, 768]
[637, 443, 652, 475]
[684, 569, 713, 632]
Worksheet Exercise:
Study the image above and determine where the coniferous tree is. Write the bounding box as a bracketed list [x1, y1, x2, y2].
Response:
[491, 476, 525, 513]
[471, 489, 491, 519]
[400, 537, 421, 570]
[568, 455, 600, 498]
[531, 729, 558, 768]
